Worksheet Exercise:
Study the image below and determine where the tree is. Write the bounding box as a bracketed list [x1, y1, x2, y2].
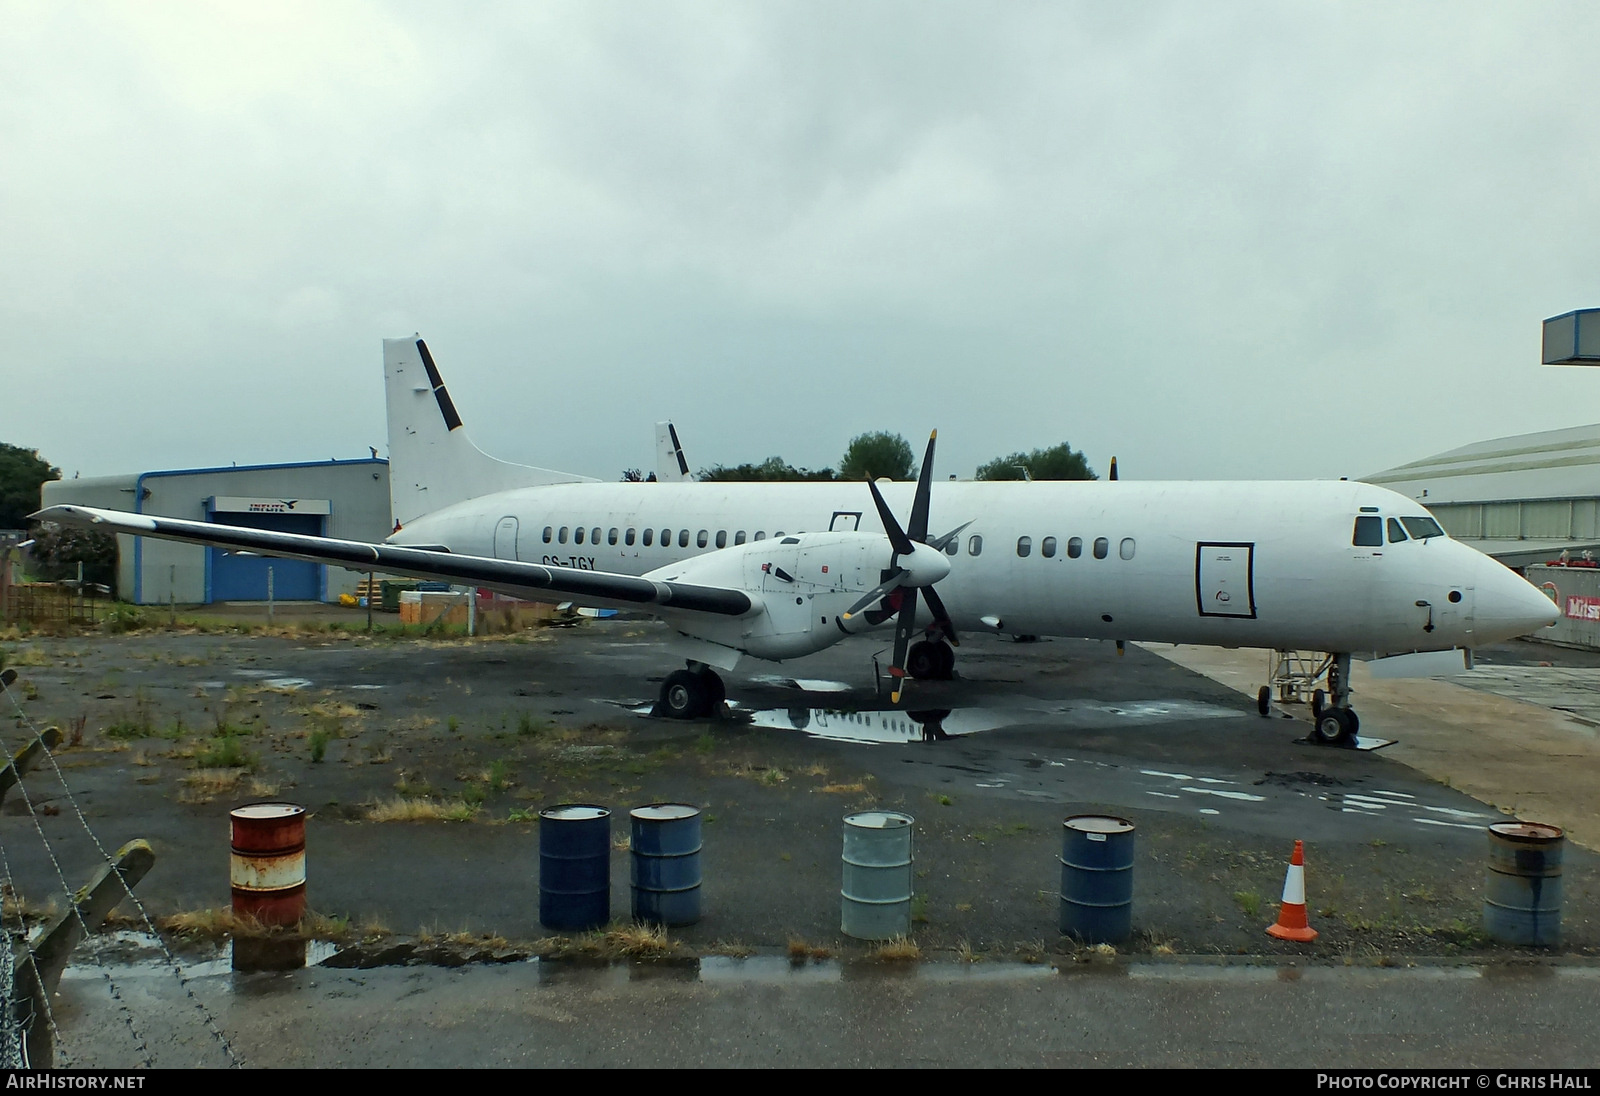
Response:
[27, 525, 118, 590]
[698, 457, 836, 482]
[838, 432, 915, 482]
[0, 443, 60, 529]
[975, 442, 1097, 482]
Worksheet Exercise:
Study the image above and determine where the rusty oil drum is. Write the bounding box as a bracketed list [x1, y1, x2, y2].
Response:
[1484, 821, 1564, 946]
[230, 802, 307, 927]
[540, 804, 612, 931]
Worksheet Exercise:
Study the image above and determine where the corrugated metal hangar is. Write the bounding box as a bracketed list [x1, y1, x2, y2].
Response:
[1364, 424, 1600, 571]
[41, 459, 390, 604]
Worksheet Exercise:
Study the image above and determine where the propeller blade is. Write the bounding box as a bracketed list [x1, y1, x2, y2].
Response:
[922, 585, 958, 647]
[867, 477, 915, 556]
[890, 588, 921, 704]
[1115, 640, 1125, 656]
[907, 430, 937, 542]
[840, 570, 904, 621]
[926, 520, 972, 554]
[1109, 456, 1118, 482]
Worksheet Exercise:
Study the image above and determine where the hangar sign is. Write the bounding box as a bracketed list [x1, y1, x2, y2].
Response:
[1565, 594, 1600, 621]
[210, 496, 332, 516]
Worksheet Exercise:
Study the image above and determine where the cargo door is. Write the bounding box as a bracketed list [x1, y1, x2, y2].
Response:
[1195, 542, 1256, 619]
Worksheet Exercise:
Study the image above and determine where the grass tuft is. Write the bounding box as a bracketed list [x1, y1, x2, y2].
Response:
[871, 935, 921, 961]
[366, 796, 479, 822]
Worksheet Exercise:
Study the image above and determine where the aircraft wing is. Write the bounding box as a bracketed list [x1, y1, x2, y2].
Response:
[31, 505, 753, 617]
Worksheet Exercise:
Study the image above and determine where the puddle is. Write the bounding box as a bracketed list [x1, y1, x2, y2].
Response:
[61, 932, 342, 981]
[738, 697, 1240, 745]
[749, 675, 854, 693]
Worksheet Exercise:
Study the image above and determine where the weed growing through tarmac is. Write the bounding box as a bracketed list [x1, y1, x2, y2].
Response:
[787, 937, 832, 962]
[102, 689, 156, 740]
[192, 734, 258, 771]
[955, 939, 980, 963]
[366, 796, 479, 822]
[871, 936, 921, 961]
[310, 729, 330, 762]
[911, 894, 929, 924]
[1233, 890, 1263, 918]
[178, 768, 246, 804]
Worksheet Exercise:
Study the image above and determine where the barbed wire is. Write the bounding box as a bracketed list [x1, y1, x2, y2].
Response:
[0, 831, 53, 1067]
[3, 678, 240, 1067]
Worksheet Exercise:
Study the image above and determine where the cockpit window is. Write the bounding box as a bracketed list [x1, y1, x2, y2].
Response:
[1352, 516, 1382, 547]
[1400, 516, 1444, 541]
[1387, 518, 1408, 544]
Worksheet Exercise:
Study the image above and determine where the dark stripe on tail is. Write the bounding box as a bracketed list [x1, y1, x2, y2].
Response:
[415, 339, 463, 432]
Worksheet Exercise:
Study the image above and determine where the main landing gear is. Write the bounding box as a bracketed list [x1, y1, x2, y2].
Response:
[1309, 652, 1359, 747]
[656, 663, 726, 720]
[904, 639, 956, 681]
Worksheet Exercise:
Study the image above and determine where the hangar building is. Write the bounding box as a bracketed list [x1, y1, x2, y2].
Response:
[1363, 424, 1600, 571]
[41, 458, 390, 605]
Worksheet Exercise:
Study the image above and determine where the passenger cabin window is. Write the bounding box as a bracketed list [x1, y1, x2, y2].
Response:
[716, 531, 727, 549]
[574, 527, 585, 545]
[542, 526, 553, 544]
[1400, 516, 1444, 541]
[608, 528, 618, 545]
[697, 530, 709, 548]
[625, 528, 636, 546]
[1042, 536, 1057, 558]
[660, 528, 671, 547]
[1352, 516, 1383, 547]
[558, 527, 569, 544]
[678, 529, 690, 548]
[1093, 537, 1109, 559]
[1017, 536, 1032, 558]
[968, 534, 983, 556]
[734, 531, 746, 545]
[1120, 537, 1136, 560]
[1067, 537, 1082, 559]
[591, 527, 600, 545]
[1387, 518, 1408, 543]
[642, 528, 654, 547]
[754, 531, 766, 541]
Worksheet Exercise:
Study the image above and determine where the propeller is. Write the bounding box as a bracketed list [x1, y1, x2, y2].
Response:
[1109, 456, 1118, 481]
[839, 430, 963, 704]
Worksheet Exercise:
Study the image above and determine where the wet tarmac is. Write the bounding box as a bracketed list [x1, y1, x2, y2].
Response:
[4, 617, 1600, 1066]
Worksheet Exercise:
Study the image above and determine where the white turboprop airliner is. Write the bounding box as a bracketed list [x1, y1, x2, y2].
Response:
[36, 338, 1559, 743]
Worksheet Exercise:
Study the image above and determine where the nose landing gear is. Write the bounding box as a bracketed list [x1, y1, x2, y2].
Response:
[1309, 652, 1359, 746]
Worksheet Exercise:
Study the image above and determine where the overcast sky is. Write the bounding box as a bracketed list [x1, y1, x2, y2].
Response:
[6, 1, 1600, 486]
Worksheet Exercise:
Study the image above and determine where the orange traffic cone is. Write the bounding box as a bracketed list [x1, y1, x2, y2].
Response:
[1265, 839, 1319, 942]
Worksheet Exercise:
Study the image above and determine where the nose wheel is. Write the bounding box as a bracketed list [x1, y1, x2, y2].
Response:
[1309, 653, 1359, 746]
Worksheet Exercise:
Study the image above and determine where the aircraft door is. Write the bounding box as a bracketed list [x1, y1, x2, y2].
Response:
[494, 516, 519, 561]
[1195, 542, 1256, 619]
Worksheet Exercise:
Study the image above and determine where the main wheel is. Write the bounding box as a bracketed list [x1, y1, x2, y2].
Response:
[1312, 708, 1355, 746]
[696, 667, 727, 709]
[659, 669, 709, 719]
[905, 641, 942, 680]
[1257, 686, 1271, 717]
[1310, 688, 1326, 719]
[933, 642, 956, 680]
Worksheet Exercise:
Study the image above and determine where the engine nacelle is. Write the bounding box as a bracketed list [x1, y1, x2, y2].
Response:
[643, 531, 914, 661]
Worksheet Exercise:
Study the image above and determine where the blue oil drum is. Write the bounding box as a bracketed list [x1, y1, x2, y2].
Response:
[1059, 814, 1134, 944]
[539, 805, 611, 931]
[1484, 821, 1563, 947]
[630, 804, 703, 926]
[841, 811, 914, 940]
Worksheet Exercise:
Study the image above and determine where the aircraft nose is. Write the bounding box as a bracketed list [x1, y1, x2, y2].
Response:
[1475, 559, 1560, 642]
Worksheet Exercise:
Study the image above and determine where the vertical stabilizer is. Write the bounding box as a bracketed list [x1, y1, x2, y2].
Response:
[655, 421, 693, 482]
[384, 337, 595, 527]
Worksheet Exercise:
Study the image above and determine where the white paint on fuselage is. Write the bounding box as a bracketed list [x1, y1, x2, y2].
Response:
[391, 478, 1558, 659]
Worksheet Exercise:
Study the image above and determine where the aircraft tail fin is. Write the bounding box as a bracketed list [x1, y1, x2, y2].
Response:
[655, 421, 693, 482]
[383, 337, 595, 527]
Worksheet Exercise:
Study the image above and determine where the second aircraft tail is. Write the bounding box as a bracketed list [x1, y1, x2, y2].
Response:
[383, 337, 595, 528]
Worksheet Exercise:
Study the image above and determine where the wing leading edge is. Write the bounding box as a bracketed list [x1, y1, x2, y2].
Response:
[31, 505, 752, 617]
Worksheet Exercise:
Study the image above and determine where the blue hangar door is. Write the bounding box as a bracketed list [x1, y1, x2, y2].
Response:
[208, 507, 325, 602]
